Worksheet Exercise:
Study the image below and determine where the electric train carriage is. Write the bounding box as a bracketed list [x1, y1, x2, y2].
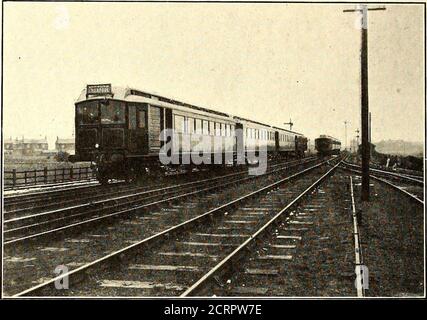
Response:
[70, 84, 308, 183]
[315, 135, 341, 156]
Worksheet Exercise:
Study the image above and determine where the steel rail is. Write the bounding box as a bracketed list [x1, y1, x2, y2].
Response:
[5, 158, 318, 245]
[343, 161, 423, 185]
[5, 157, 312, 218]
[180, 160, 342, 297]
[5, 158, 311, 224]
[340, 165, 424, 205]
[350, 176, 365, 297]
[13, 158, 335, 297]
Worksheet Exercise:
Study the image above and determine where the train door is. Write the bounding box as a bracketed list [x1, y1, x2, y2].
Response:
[295, 135, 298, 153]
[128, 104, 148, 154]
[235, 123, 243, 163]
[274, 131, 280, 152]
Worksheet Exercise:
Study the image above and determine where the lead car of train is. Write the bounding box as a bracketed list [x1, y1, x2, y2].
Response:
[315, 135, 341, 156]
[70, 84, 308, 183]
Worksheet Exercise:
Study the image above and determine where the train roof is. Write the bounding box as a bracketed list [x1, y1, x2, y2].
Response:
[76, 84, 305, 137]
[316, 135, 341, 143]
[76, 86, 230, 118]
[232, 117, 304, 136]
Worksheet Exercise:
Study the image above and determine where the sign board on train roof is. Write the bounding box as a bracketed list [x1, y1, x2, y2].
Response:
[86, 84, 113, 98]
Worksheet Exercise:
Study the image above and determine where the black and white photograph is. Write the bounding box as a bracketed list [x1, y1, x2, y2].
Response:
[0, 0, 425, 304]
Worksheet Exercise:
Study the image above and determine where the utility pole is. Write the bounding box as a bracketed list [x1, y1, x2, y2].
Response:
[284, 118, 294, 131]
[355, 128, 360, 154]
[344, 120, 349, 151]
[368, 112, 372, 143]
[343, 5, 386, 202]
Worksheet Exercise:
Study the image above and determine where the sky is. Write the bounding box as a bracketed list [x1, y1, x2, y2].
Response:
[3, 2, 425, 149]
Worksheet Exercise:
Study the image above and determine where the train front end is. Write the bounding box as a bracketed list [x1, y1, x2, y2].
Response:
[315, 136, 332, 155]
[71, 84, 127, 183]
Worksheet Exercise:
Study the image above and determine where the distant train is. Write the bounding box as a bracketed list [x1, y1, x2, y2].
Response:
[70, 84, 308, 183]
[315, 135, 341, 156]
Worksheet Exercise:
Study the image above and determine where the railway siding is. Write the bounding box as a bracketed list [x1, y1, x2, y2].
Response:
[4, 158, 321, 296]
[350, 174, 424, 296]
[14, 159, 340, 297]
[196, 171, 357, 296]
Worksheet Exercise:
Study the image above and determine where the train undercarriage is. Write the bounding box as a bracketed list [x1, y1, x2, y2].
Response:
[91, 150, 305, 184]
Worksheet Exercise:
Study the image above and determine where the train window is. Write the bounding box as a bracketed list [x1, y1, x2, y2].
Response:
[100, 101, 125, 124]
[187, 117, 195, 134]
[174, 115, 185, 133]
[209, 121, 214, 135]
[203, 120, 209, 135]
[225, 124, 229, 137]
[77, 101, 99, 125]
[138, 110, 146, 129]
[128, 105, 136, 129]
[195, 119, 202, 134]
[230, 125, 235, 137]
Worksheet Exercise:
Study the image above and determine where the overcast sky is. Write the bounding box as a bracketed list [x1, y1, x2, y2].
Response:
[3, 2, 424, 148]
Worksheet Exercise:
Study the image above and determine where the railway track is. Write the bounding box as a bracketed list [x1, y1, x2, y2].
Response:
[4, 158, 310, 214]
[340, 162, 424, 204]
[4, 165, 244, 211]
[184, 163, 352, 297]
[343, 161, 423, 185]
[12, 157, 341, 297]
[4, 158, 316, 244]
[4, 180, 123, 211]
[4, 178, 99, 193]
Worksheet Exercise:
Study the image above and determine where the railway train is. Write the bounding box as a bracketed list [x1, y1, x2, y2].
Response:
[315, 135, 341, 156]
[70, 84, 308, 183]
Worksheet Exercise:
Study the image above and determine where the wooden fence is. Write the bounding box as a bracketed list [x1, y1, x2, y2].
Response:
[4, 166, 95, 189]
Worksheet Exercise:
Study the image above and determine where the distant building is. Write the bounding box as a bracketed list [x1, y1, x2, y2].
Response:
[55, 137, 75, 154]
[4, 137, 15, 155]
[13, 137, 49, 156]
